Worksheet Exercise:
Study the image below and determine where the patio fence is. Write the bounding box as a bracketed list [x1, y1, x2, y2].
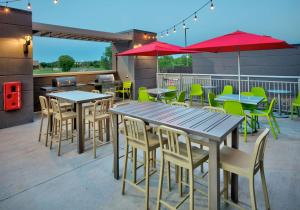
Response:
[157, 73, 300, 113]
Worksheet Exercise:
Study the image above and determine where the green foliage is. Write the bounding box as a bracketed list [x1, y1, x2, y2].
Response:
[100, 46, 112, 70]
[159, 55, 192, 70]
[58, 55, 75, 72]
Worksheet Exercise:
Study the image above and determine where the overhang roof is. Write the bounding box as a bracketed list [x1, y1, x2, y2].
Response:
[32, 22, 132, 42]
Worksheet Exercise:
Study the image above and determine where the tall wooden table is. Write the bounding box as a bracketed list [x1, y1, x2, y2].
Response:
[109, 102, 243, 210]
[48, 91, 112, 154]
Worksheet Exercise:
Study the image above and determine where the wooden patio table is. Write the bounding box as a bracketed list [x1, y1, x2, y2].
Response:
[109, 102, 243, 210]
[47, 90, 112, 154]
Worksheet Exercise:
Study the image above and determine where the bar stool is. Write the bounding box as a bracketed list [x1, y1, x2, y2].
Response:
[49, 99, 77, 156]
[220, 128, 271, 210]
[156, 125, 209, 210]
[121, 116, 162, 210]
[38, 96, 53, 146]
[85, 99, 111, 158]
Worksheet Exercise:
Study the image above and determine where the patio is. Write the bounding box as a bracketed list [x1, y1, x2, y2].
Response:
[0, 111, 299, 210]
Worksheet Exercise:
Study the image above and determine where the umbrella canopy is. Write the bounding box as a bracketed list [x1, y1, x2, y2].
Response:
[184, 30, 292, 98]
[117, 41, 193, 56]
[184, 30, 292, 52]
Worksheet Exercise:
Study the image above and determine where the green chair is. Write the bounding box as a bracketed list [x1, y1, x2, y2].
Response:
[189, 84, 204, 106]
[116, 81, 132, 101]
[138, 87, 155, 102]
[251, 87, 268, 106]
[221, 85, 233, 95]
[163, 86, 177, 104]
[291, 93, 300, 119]
[208, 92, 220, 107]
[224, 100, 249, 142]
[241, 92, 257, 111]
[250, 98, 280, 139]
[177, 91, 186, 102]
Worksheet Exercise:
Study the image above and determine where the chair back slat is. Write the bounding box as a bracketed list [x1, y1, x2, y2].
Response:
[251, 128, 270, 170]
[158, 126, 191, 165]
[123, 116, 148, 149]
[104, 91, 115, 108]
[93, 99, 110, 119]
[50, 99, 62, 117]
[39, 96, 49, 112]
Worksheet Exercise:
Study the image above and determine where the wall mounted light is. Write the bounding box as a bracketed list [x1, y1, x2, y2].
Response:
[23, 35, 32, 54]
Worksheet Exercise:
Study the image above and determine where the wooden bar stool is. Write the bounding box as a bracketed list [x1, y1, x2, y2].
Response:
[85, 99, 111, 158]
[156, 125, 209, 210]
[121, 116, 162, 210]
[38, 96, 53, 146]
[49, 99, 77, 156]
[220, 128, 271, 210]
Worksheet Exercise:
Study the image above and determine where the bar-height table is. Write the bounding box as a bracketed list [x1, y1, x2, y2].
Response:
[109, 102, 244, 210]
[48, 90, 112, 153]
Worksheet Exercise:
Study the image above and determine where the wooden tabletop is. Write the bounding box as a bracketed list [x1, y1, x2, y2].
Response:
[109, 102, 243, 141]
[147, 88, 177, 95]
[215, 94, 264, 105]
[48, 90, 112, 103]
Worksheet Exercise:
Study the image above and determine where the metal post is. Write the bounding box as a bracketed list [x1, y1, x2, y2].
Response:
[184, 27, 189, 67]
[237, 51, 241, 100]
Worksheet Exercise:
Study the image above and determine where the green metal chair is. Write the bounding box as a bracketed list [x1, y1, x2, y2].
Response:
[291, 92, 300, 119]
[250, 98, 280, 139]
[189, 84, 204, 106]
[177, 91, 186, 102]
[208, 92, 220, 107]
[163, 86, 177, 104]
[251, 87, 268, 106]
[221, 85, 233, 95]
[224, 100, 249, 142]
[116, 81, 132, 101]
[138, 87, 155, 102]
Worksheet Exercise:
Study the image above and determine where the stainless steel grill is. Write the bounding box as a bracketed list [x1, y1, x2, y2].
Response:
[52, 76, 77, 87]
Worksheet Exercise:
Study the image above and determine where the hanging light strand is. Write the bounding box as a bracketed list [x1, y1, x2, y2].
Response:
[0, 0, 59, 11]
[159, 0, 214, 38]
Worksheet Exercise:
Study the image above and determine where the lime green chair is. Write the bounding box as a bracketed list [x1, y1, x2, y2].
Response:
[224, 100, 249, 142]
[251, 87, 268, 105]
[189, 84, 204, 106]
[221, 85, 233, 95]
[163, 86, 177, 104]
[208, 92, 220, 107]
[138, 87, 155, 102]
[250, 98, 280, 139]
[116, 81, 132, 101]
[177, 91, 186, 103]
[291, 93, 300, 119]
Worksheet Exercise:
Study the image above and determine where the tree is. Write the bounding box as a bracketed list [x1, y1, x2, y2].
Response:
[100, 46, 112, 70]
[58, 55, 75, 72]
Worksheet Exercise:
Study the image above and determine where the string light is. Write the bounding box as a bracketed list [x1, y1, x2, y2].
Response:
[194, 13, 197, 21]
[4, 1, 10, 13]
[166, 30, 169, 36]
[27, 1, 31, 10]
[159, 0, 214, 39]
[53, 0, 59, 4]
[210, 0, 214, 10]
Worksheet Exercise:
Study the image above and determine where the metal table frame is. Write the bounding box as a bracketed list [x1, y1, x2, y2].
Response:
[109, 102, 243, 210]
[48, 90, 112, 153]
[267, 89, 291, 118]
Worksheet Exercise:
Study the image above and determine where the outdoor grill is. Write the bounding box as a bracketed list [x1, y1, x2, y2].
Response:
[90, 74, 119, 92]
[52, 76, 77, 87]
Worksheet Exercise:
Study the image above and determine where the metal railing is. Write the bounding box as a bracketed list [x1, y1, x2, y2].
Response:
[157, 73, 300, 113]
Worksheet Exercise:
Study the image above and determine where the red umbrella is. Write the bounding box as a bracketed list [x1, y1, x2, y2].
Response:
[184, 30, 292, 98]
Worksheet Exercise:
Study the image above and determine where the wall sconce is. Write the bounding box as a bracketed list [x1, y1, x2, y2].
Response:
[23, 35, 32, 54]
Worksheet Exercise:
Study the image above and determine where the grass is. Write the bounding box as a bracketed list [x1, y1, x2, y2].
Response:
[33, 67, 109, 75]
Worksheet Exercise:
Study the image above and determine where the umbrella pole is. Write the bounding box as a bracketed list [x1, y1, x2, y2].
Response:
[238, 51, 241, 100]
[156, 53, 159, 89]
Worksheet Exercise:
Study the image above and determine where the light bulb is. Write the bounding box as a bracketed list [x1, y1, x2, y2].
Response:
[183, 21, 186, 29]
[173, 26, 176, 33]
[194, 13, 197, 21]
[160, 33, 164, 38]
[53, 0, 59, 4]
[166, 31, 169, 36]
[210, 0, 214, 10]
[27, 2, 31, 10]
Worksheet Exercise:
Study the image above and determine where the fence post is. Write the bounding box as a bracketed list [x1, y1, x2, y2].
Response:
[179, 73, 183, 91]
[298, 79, 300, 92]
[247, 76, 250, 92]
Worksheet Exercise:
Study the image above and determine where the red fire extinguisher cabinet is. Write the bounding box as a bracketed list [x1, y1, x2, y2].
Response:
[3, 81, 22, 111]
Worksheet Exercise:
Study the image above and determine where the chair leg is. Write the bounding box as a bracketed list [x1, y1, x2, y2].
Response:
[249, 176, 257, 210]
[179, 167, 183, 197]
[189, 169, 194, 210]
[45, 116, 50, 146]
[156, 157, 165, 210]
[38, 114, 44, 142]
[93, 121, 97, 159]
[267, 116, 277, 139]
[271, 114, 280, 134]
[71, 118, 74, 143]
[121, 143, 129, 195]
[167, 161, 171, 192]
[145, 152, 150, 210]
[260, 165, 271, 210]
[200, 145, 204, 173]
[57, 120, 63, 156]
[244, 118, 247, 142]
[132, 147, 137, 183]
[50, 118, 55, 150]
[65, 119, 68, 140]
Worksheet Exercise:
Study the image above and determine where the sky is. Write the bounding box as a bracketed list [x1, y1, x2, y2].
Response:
[4, 0, 300, 62]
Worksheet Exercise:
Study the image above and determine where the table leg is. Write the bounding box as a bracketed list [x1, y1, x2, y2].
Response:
[76, 103, 84, 153]
[112, 113, 119, 180]
[231, 127, 239, 203]
[278, 93, 282, 116]
[106, 118, 110, 142]
[208, 140, 220, 210]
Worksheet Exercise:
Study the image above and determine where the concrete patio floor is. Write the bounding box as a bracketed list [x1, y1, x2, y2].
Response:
[0, 111, 300, 210]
